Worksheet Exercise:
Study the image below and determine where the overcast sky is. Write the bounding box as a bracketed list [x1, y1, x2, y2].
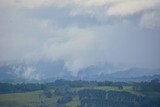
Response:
[0, 0, 160, 75]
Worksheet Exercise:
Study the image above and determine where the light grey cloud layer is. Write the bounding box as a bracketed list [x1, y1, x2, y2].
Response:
[0, 0, 160, 75]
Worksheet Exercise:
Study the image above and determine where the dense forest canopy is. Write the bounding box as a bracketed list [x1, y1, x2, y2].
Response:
[0, 79, 160, 107]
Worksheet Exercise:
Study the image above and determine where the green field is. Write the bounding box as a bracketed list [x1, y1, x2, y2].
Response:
[0, 86, 140, 107]
[0, 90, 60, 107]
[0, 80, 160, 107]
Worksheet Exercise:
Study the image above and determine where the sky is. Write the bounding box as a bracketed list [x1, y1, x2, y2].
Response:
[0, 0, 160, 75]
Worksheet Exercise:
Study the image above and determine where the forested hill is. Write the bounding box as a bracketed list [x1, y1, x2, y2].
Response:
[0, 79, 160, 107]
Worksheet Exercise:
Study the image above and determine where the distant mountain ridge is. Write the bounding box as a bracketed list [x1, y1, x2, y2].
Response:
[0, 62, 159, 82]
[77, 66, 160, 81]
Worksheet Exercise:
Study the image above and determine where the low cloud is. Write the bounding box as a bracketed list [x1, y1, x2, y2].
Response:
[1, 0, 160, 28]
[0, 0, 160, 75]
[12, 65, 40, 80]
[107, 0, 160, 16]
[140, 11, 160, 28]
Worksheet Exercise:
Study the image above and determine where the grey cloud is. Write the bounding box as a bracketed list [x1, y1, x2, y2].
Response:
[27, 7, 101, 27]
[107, 0, 160, 16]
[12, 65, 39, 80]
[0, 0, 160, 75]
[1, 0, 160, 28]
[140, 11, 160, 28]
[41, 24, 160, 74]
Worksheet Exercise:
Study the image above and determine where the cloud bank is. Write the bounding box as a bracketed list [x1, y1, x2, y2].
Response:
[0, 0, 160, 75]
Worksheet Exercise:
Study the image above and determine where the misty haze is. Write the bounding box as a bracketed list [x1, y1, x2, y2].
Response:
[0, 0, 160, 107]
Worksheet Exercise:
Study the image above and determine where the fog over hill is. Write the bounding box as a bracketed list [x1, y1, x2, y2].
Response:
[0, 61, 159, 82]
[0, 0, 160, 82]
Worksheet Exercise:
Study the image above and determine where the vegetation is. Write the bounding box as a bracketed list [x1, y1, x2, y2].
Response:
[0, 79, 160, 107]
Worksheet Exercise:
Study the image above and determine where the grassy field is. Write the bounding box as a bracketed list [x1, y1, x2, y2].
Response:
[0, 86, 148, 107]
[66, 97, 80, 107]
[0, 90, 60, 107]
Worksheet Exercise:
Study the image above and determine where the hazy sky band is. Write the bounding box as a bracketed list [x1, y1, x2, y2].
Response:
[0, 0, 160, 75]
